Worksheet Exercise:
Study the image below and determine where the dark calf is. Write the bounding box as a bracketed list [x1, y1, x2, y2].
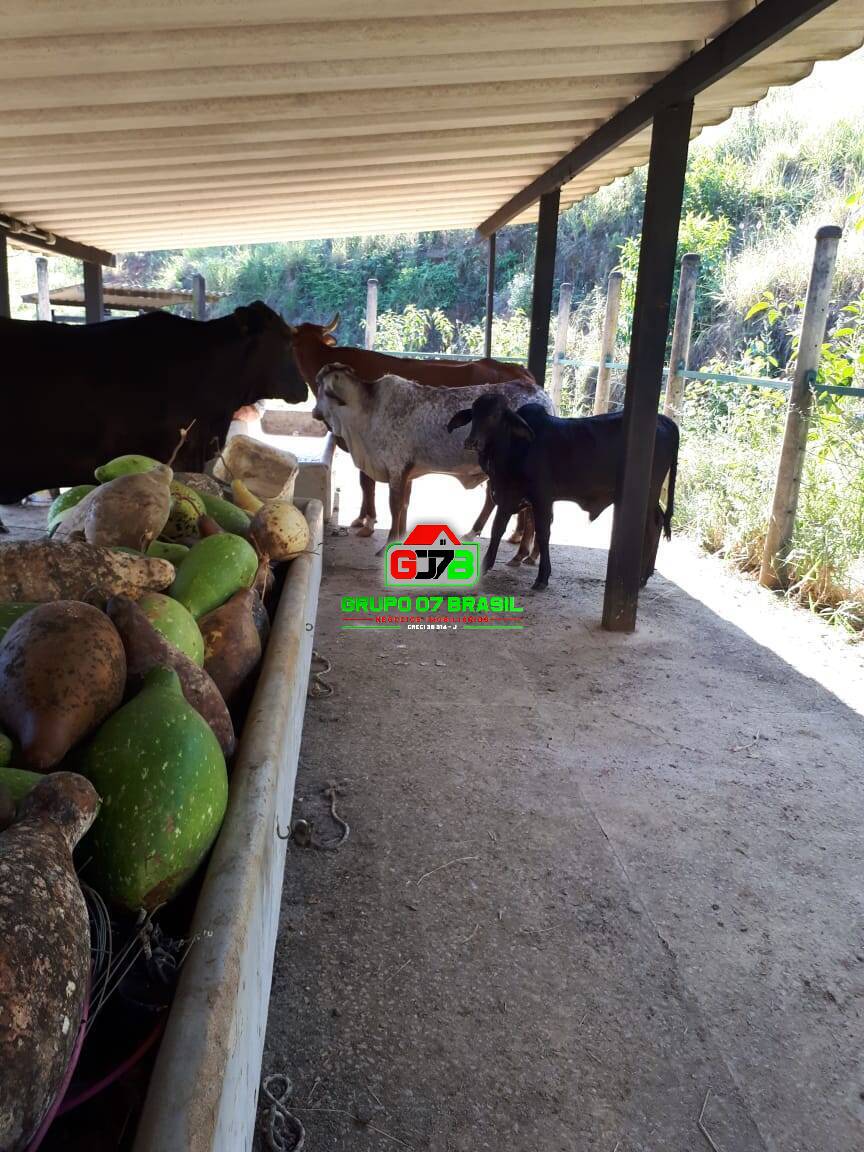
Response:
[447, 394, 679, 591]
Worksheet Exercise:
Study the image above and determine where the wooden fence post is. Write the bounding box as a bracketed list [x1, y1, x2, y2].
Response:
[759, 224, 842, 589]
[550, 281, 572, 410]
[191, 272, 207, 320]
[593, 270, 623, 414]
[35, 256, 51, 320]
[663, 252, 700, 421]
[364, 278, 378, 350]
[0, 233, 10, 319]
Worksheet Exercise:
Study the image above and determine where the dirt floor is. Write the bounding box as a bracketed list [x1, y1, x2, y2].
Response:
[256, 453, 864, 1152]
[4, 460, 862, 1152]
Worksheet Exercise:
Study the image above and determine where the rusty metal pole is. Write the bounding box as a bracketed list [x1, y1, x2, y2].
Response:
[483, 233, 496, 359]
[364, 277, 378, 350]
[550, 281, 572, 410]
[663, 252, 700, 421]
[594, 270, 624, 414]
[758, 224, 842, 589]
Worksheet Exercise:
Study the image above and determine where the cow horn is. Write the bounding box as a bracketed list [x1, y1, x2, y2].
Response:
[322, 312, 340, 334]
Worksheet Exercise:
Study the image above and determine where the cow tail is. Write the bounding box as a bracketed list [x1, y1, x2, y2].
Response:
[663, 423, 679, 541]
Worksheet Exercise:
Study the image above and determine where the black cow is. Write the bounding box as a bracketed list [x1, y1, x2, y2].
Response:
[0, 301, 307, 511]
[447, 394, 679, 591]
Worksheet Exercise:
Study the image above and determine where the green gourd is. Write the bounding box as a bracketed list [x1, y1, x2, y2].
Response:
[147, 540, 189, 564]
[169, 533, 258, 619]
[0, 763, 41, 798]
[47, 485, 96, 535]
[198, 491, 252, 537]
[137, 592, 204, 665]
[77, 666, 228, 912]
[0, 603, 37, 644]
[94, 454, 164, 483]
[0, 735, 14, 770]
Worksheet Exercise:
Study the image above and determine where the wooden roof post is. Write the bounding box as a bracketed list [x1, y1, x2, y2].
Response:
[0, 233, 10, 318]
[602, 99, 694, 633]
[759, 225, 842, 589]
[528, 188, 560, 388]
[83, 260, 103, 323]
[483, 232, 496, 359]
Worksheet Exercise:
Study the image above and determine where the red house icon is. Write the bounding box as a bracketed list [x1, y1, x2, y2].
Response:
[403, 524, 461, 547]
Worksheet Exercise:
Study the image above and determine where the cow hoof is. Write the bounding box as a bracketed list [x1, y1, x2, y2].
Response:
[355, 523, 374, 538]
[524, 555, 538, 567]
[506, 554, 524, 568]
[350, 515, 366, 528]
[531, 580, 548, 592]
[463, 530, 478, 541]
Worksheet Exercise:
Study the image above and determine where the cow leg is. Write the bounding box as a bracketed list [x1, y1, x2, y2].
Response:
[354, 471, 377, 537]
[376, 470, 411, 556]
[508, 507, 525, 545]
[397, 479, 413, 539]
[640, 504, 664, 586]
[0, 516, 6, 535]
[483, 506, 510, 575]
[507, 505, 535, 566]
[465, 483, 494, 540]
[531, 502, 553, 591]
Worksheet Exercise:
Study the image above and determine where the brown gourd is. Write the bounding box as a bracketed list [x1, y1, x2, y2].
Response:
[0, 773, 100, 1152]
[0, 602, 126, 771]
[84, 465, 172, 551]
[198, 588, 263, 706]
[0, 540, 175, 603]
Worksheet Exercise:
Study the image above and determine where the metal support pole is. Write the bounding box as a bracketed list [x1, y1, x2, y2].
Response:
[594, 270, 624, 415]
[602, 100, 694, 633]
[364, 277, 378, 350]
[758, 225, 842, 589]
[484, 233, 496, 359]
[527, 188, 560, 388]
[83, 260, 103, 323]
[663, 253, 700, 421]
[35, 256, 51, 320]
[192, 272, 207, 320]
[550, 281, 572, 410]
[0, 233, 10, 319]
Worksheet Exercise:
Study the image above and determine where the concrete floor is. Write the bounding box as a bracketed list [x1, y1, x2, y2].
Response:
[256, 454, 864, 1152]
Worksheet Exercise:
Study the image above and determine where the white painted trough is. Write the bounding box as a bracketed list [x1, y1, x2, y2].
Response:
[133, 498, 323, 1152]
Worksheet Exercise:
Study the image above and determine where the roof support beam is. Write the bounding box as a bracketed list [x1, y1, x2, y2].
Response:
[0, 214, 116, 267]
[527, 189, 560, 389]
[478, 0, 842, 235]
[0, 233, 10, 318]
[602, 99, 694, 633]
[83, 261, 104, 323]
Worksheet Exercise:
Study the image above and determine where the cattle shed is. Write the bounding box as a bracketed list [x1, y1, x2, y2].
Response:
[2, 0, 863, 630]
[20, 281, 223, 315]
[2, 5, 864, 1152]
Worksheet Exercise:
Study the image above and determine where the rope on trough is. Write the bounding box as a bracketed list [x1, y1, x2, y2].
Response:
[307, 649, 333, 698]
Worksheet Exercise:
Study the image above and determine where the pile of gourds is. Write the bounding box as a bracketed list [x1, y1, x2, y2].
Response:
[0, 436, 308, 1152]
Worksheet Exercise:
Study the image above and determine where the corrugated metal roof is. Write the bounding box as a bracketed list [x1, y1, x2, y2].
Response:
[1, 1, 862, 251]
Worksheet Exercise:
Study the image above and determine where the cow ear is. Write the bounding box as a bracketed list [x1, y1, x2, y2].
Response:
[505, 409, 534, 440]
[447, 409, 473, 433]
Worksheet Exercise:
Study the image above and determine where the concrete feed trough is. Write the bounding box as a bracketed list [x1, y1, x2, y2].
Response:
[133, 498, 323, 1152]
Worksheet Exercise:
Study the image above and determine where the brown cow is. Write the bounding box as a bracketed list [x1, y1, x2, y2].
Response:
[289, 313, 535, 546]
